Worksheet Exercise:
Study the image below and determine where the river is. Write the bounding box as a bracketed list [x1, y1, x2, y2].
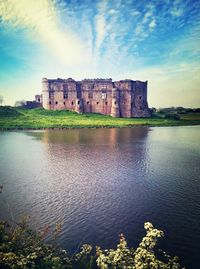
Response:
[0, 126, 200, 268]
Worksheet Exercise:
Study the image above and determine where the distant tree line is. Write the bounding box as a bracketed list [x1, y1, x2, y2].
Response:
[149, 107, 200, 120]
[15, 100, 41, 109]
[150, 107, 200, 114]
[0, 96, 4, 106]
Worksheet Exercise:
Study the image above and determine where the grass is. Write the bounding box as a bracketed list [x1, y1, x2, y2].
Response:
[0, 106, 200, 130]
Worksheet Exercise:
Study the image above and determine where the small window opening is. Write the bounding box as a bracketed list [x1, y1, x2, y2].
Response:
[114, 101, 117, 105]
[71, 101, 74, 105]
[55, 101, 58, 105]
[139, 96, 142, 100]
[49, 101, 51, 105]
[105, 102, 108, 105]
[63, 102, 65, 105]
[49, 92, 54, 98]
[63, 93, 68, 99]
[78, 101, 80, 105]
[87, 101, 89, 104]
[38, 98, 40, 102]
[88, 92, 93, 99]
[96, 102, 99, 105]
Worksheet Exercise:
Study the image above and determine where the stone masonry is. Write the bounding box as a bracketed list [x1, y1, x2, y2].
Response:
[42, 78, 150, 117]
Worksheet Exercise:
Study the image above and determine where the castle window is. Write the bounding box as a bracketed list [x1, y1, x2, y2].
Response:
[101, 92, 107, 99]
[105, 102, 108, 105]
[139, 96, 142, 100]
[49, 92, 54, 98]
[114, 101, 117, 105]
[38, 98, 40, 102]
[63, 84, 68, 99]
[63, 93, 68, 99]
[87, 101, 89, 105]
[63, 102, 65, 105]
[55, 101, 58, 105]
[96, 102, 99, 105]
[49, 101, 51, 105]
[77, 101, 80, 105]
[113, 92, 117, 98]
[89, 84, 94, 90]
[88, 92, 93, 99]
[71, 101, 74, 105]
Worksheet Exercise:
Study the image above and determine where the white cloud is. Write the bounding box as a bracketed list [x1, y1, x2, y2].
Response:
[108, 9, 117, 15]
[95, 0, 108, 50]
[0, 0, 91, 65]
[131, 10, 140, 17]
[143, 11, 152, 23]
[95, 14, 106, 49]
[149, 19, 156, 29]
[171, 7, 184, 17]
[134, 5, 156, 40]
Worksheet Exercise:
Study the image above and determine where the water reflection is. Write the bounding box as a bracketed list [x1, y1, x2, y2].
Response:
[0, 127, 200, 269]
[26, 127, 149, 146]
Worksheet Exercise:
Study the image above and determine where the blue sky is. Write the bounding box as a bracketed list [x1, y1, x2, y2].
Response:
[0, 0, 200, 107]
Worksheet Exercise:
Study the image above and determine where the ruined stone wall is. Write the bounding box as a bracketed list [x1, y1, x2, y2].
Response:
[42, 77, 150, 118]
[81, 79, 113, 115]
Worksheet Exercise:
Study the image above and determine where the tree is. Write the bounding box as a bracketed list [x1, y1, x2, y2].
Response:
[14, 100, 27, 107]
[0, 96, 4, 106]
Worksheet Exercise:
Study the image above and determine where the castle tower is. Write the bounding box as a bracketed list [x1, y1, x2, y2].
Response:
[42, 78, 52, 109]
[131, 81, 150, 117]
[110, 88, 120, 117]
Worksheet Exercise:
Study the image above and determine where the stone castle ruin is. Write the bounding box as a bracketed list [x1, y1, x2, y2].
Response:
[42, 77, 150, 117]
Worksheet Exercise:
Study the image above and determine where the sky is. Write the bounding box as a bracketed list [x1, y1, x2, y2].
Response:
[0, 0, 200, 107]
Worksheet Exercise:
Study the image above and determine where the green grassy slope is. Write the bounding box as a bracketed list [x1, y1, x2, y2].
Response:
[0, 107, 199, 129]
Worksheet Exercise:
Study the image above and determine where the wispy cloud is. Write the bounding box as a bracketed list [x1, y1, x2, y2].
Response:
[95, 0, 107, 50]
[1, 0, 200, 106]
[0, 0, 90, 65]
[149, 19, 156, 29]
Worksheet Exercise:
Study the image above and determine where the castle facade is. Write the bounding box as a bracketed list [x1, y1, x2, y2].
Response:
[42, 78, 150, 117]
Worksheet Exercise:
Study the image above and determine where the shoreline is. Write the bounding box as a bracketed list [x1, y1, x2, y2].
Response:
[0, 122, 199, 131]
[1, 107, 200, 130]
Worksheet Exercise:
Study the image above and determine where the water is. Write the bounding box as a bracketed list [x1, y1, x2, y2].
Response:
[0, 126, 200, 268]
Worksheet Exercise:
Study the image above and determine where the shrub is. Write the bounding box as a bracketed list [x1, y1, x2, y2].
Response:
[0, 219, 185, 269]
[165, 113, 180, 120]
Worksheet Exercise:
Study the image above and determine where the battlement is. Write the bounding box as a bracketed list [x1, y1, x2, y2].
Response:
[82, 78, 112, 82]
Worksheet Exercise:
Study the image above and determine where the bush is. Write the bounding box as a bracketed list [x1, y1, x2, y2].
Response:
[165, 113, 180, 120]
[0, 218, 185, 269]
[0, 107, 22, 117]
[0, 218, 72, 269]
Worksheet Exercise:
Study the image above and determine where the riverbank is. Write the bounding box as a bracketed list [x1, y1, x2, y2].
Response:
[0, 107, 200, 130]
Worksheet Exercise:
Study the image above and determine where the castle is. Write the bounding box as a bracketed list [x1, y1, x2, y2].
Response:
[42, 78, 150, 118]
